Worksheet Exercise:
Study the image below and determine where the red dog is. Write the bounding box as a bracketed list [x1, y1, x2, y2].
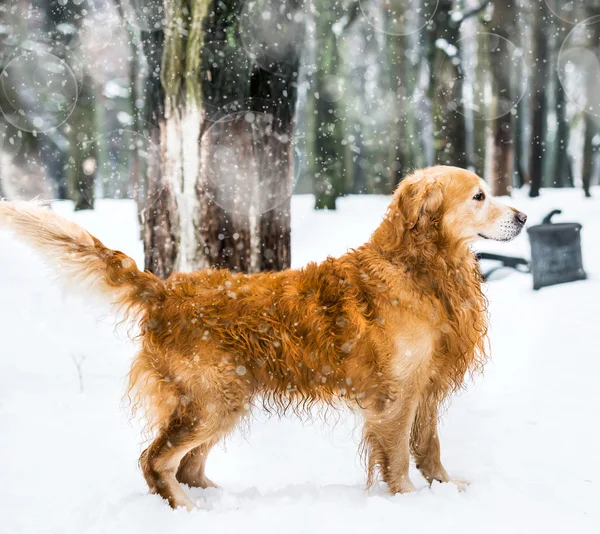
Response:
[0, 166, 526, 509]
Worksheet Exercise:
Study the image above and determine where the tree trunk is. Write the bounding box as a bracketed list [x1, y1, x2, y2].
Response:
[582, 115, 595, 198]
[386, 5, 413, 188]
[514, 1, 533, 189]
[553, 70, 574, 188]
[427, 0, 467, 168]
[581, 6, 600, 198]
[490, 110, 513, 196]
[140, 28, 179, 278]
[70, 78, 97, 211]
[197, 0, 301, 271]
[514, 90, 528, 188]
[135, 0, 300, 276]
[311, 2, 347, 210]
[471, 33, 488, 178]
[528, 1, 549, 198]
[488, 3, 517, 196]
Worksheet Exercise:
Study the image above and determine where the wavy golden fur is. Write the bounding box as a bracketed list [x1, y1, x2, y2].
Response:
[0, 166, 526, 510]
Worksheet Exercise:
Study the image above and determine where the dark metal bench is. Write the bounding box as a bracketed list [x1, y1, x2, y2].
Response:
[476, 252, 530, 281]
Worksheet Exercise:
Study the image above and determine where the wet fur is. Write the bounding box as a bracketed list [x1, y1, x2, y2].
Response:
[0, 166, 494, 509]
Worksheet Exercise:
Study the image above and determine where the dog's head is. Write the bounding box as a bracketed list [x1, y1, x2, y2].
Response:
[394, 166, 527, 243]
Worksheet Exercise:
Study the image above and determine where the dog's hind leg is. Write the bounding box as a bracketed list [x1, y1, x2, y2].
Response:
[140, 414, 238, 509]
[176, 439, 219, 489]
[140, 414, 211, 511]
[140, 388, 246, 509]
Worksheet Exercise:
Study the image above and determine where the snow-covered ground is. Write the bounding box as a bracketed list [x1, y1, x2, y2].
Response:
[1, 189, 599, 534]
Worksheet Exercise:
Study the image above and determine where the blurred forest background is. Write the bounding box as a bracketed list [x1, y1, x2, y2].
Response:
[1, 0, 599, 276]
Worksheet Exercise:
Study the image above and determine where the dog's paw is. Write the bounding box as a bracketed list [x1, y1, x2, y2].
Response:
[450, 478, 470, 492]
[394, 476, 417, 494]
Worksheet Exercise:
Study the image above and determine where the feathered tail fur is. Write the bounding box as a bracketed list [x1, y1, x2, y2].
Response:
[0, 201, 162, 313]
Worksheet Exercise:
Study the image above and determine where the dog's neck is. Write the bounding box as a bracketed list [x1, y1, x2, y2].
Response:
[367, 216, 476, 275]
[359, 208, 489, 389]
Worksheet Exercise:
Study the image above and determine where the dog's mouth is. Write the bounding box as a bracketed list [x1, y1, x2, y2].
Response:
[478, 225, 524, 242]
[477, 232, 514, 242]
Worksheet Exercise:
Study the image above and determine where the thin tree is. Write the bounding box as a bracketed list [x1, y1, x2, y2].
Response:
[310, 0, 360, 209]
[581, 6, 600, 197]
[136, 14, 179, 278]
[385, 2, 418, 187]
[488, 0, 518, 196]
[552, 22, 574, 189]
[427, 0, 467, 167]
[70, 76, 98, 211]
[528, 0, 550, 198]
[426, 0, 491, 169]
[471, 28, 488, 179]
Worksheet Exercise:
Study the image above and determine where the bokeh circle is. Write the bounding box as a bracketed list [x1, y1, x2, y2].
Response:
[79, 8, 117, 53]
[76, 129, 157, 206]
[0, 50, 78, 133]
[558, 15, 600, 119]
[544, 1, 590, 25]
[200, 109, 305, 216]
[320, 75, 346, 103]
[437, 32, 527, 121]
[238, 0, 307, 77]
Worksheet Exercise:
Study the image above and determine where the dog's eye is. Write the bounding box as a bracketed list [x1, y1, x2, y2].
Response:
[473, 192, 485, 201]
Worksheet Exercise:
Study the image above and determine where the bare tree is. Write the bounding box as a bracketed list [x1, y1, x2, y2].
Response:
[426, 0, 492, 170]
[137, 19, 179, 278]
[528, 0, 550, 198]
[552, 35, 574, 188]
[427, 0, 467, 168]
[309, 1, 361, 209]
[582, 6, 600, 197]
[487, 1, 518, 196]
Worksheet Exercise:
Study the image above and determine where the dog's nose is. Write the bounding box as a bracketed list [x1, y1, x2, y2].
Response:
[514, 211, 527, 225]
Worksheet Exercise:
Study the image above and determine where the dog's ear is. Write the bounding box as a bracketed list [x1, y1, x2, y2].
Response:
[396, 176, 444, 231]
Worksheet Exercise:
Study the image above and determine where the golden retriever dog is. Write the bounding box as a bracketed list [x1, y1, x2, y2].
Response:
[0, 166, 526, 510]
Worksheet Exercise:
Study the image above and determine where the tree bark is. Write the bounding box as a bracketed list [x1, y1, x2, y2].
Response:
[514, 89, 528, 188]
[386, 3, 413, 188]
[581, 6, 600, 198]
[134, 0, 300, 276]
[197, 0, 301, 271]
[70, 77, 97, 211]
[553, 70, 574, 188]
[427, 0, 467, 168]
[582, 115, 596, 198]
[311, 0, 349, 210]
[140, 28, 179, 278]
[471, 33, 488, 178]
[528, 1, 549, 198]
[488, 3, 518, 196]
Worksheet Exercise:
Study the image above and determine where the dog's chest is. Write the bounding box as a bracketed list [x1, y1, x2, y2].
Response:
[391, 322, 437, 381]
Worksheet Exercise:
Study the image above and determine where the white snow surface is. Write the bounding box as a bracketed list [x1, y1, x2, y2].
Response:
[1, 189, 599, 534]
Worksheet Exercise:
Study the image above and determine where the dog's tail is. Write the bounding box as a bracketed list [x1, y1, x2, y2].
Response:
[0, 201, 163, 313]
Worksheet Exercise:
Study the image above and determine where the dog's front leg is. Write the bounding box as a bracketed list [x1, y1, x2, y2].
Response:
[411, 395, 470, 490]
[363, 393, 420, 494]
[410, 397, 450, 484]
